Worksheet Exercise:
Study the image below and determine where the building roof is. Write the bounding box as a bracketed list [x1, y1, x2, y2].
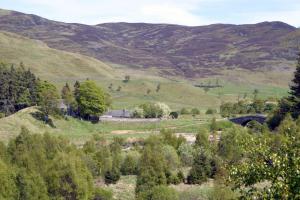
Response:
[104, 109, 132, 118]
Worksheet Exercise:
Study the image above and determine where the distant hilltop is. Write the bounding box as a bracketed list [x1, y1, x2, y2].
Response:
[0, 8, 299, 78]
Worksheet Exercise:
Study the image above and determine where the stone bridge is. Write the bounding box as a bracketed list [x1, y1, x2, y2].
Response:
[229, 115, 267, 126]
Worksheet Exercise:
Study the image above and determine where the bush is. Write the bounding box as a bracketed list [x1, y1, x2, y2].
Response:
[169, 111, 179, 119]
[93, 188, 113, 200]
[206, 108, 217, 115]
[121, 151, 140, 175]
[191, 108, 200, 115]
[162, 145, 180, 170]
[132, 107, 144, 118]
[140, 102, 171, 118]
[138, 185, 179, 200]
[0, 113, 5, 118]
[178, 143, 194, 166]
[104, 168, 120, 184]
[180, 108, 190, 115]
[208, 185, 237, 200]
[187, 149, 212, 184]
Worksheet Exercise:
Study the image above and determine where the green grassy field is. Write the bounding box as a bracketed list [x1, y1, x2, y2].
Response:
[0, 107, 223, 144]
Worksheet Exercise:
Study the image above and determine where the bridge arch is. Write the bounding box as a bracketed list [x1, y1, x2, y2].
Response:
[229, 115, 267, 126]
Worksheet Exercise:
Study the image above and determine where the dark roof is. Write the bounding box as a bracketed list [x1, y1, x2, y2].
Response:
[104, 110, 132, 118]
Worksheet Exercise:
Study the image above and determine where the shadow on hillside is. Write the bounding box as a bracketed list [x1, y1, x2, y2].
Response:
[31, 111, 56, 128]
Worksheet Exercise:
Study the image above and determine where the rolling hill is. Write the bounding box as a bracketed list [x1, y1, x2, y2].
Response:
[0, 8, 299, 78]
[0, 31, 117, 83]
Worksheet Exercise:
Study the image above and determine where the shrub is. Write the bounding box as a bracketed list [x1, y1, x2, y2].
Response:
[121, 151, 140, 175]
[206, 108, 217, 115]
[178, 143, 194, 166]
[140, 102, 171, 118]
[93, 188, 113, 200]
[169, 111, 179, 119]
[191, 108, 200, 115]
[104, 168, 120, 184]
[138, 185, 179, 200]
[132, 107, 144, 118]
[162, 145, 180, 170]
[180, 108, 190, 115]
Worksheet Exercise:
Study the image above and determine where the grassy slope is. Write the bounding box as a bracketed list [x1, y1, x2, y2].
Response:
[0, 31, 291, 110]
[0, 31, 117, 82]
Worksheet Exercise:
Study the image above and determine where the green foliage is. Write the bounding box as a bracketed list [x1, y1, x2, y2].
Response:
[121, 151, 140, 175]
[217, 127, 249, 163]
[2, 127, 97, 200]
[46, 153, 94, 199]
[37, 80, 59, 116]
[0, 62, 38, 115]
[187, 149, 213, 184]
[0, 159, 18, 200]
[16, 169, 49, 200]
[162, 145, 180, 170]
[205, 108, 217, 115]
[220, 100, 276, 117]
[139, 102, 171, 118]
[169, 111, 179, 119]
[104, 168, 121, 184]
[191, 108, 200, 115]
[61, 82, 74, 106]
[76, 80, 110, 117]
[229, 115, 300, 199]
[195, 129, 209, 149]
[93, 188, 113, 200]
[180, 108, 190, 115]
[123, 75, 130, 83]
[178, 143, 195, 166]
[160, 129, 186, 150]
[208, 185, 238, 200]
[136, 136, 167, 194]
[138, 185, 179, 200]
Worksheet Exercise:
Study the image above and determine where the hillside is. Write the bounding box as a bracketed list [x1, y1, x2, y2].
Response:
[0, 8, 299, 78]
[0, 31, 116, 83]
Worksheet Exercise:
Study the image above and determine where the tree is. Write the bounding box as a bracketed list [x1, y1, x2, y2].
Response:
[156, 83, 161, 92]
[268, 53, 300, 128]
[121, 151, 140, 175]
[37, 80, 59, 116]
[187, 149, 212, 184]
[76, 80, 109, 117]
[46, 153, 94, 200]
[0, 159, 18, 200]
[229, 115, 300, 199]
[178, 143, 195, 166]
[124, 75, 130, 83]
[180, 108, 190, 115]
[116, 86, 122, 92]
[146, 89, 151, 95]
[136, 136, 167, 195]
[61, 83, 74, 106]
[16, 169, 49, 200]
[253, 89, 259, 100]
[191, 108, 200, 115]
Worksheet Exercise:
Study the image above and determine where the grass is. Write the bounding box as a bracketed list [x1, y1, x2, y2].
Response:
[0, 107, 220, 144]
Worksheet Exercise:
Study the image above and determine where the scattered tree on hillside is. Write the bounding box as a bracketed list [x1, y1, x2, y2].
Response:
[124, 75, 130, 83]
[117, 86, 122, 92]
[156, 83, 161, 92]
[146, 89, 151, 95]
